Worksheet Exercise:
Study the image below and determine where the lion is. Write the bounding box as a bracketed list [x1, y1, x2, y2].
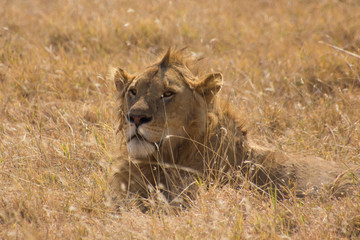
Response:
[108, 48, 358, 210]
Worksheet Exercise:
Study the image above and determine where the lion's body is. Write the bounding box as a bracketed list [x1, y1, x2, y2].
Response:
[109, 49, 357, 209]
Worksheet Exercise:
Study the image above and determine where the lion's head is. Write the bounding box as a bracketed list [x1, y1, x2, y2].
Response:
[110, 49, 223, 159]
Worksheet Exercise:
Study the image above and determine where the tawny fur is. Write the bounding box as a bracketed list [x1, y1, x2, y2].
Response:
[108, 49, 358, 209]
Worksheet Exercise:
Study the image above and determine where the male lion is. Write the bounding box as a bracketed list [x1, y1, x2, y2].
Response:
[108, 48, 357, 210]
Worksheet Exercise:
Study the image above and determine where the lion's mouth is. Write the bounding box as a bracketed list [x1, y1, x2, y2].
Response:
[127, 132, 162, 149]
[128, 133, 147, 142]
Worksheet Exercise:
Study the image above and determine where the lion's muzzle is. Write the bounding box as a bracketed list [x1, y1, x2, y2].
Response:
[127, 113, 153, 127]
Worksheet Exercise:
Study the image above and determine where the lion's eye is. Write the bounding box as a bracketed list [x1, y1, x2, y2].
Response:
[162, 91, 175, 98]
[128, 89, 137, 96]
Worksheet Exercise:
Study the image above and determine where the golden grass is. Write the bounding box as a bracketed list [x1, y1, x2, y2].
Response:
[0, 0, 359, 238]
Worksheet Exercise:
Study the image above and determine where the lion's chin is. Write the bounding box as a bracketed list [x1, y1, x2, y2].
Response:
[127, 139, 156, 158]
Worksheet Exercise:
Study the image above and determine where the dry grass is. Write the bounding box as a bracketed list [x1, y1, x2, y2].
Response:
[1, 0, 360, 239]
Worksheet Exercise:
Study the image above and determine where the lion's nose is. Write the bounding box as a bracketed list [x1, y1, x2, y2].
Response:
[128, 114, 152, 127]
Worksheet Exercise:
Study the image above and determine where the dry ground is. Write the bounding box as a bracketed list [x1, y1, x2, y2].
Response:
[1, 0, 360, 239]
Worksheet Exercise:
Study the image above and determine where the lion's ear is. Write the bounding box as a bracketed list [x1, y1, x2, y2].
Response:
[108, 67, 134, 94]
[194, 72, 223, 103]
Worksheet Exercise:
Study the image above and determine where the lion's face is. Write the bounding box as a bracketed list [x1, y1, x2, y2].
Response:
[110, 49, 223, 159]
[123, 65, 201, 158]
